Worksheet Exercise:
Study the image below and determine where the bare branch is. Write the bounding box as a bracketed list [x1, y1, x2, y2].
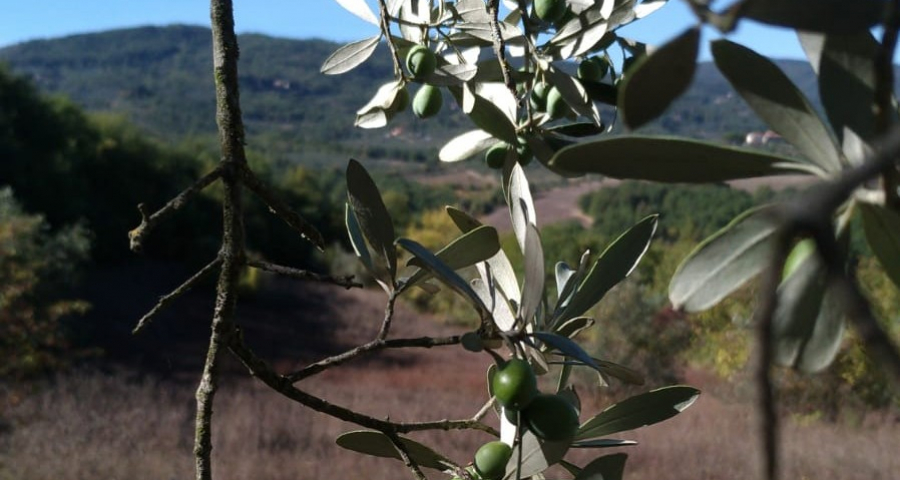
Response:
[229, 328, 497, 436]
[752, 231, 788, 480]
[238, 165, 325, 251]
[248, 259, 361, 289]
[378, 0, 405, 78]
[133, 256, 223, 334]
[195, 2, 249, 480]
[287, 333, 463, 383]
[129, 166, 222, 252]
[487, 0, 516, 95]
[385, 431, 429, 480]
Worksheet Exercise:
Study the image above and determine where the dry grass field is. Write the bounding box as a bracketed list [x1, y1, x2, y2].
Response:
[2, 278, 898, 480]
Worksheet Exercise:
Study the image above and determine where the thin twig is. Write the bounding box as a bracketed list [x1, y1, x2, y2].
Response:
[133, 256, 223, 334]
[377, 290, 399, 340]
[378, 0, 405, 78]
[287, 334, 463, 383]
[229, 328, 497, 436]
[129, 166, 223, 252]
[248, 259, 361, 289]
[385, 431, 429, 480]
[487, 0, 516, 95]
[238, 165, 325, 250]
[752, 230, 788, 480]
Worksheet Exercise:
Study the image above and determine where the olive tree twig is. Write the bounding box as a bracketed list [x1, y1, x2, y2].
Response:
[228, 327, 498, 436]
[237, 164, 324, 250]
[132, 256, 223, 334]
[287, 333, 463, 383]
[247, 259, 361, 289]
[378, 0, 405, 78]
[128, 166, 223, 252]
[487, 0, 516, 95]
[385, 431, 429, 480]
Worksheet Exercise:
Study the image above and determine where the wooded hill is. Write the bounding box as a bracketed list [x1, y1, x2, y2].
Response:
[0, 24, 844, 167]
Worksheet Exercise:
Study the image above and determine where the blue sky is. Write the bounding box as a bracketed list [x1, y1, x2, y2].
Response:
[2, 0, 807, 61]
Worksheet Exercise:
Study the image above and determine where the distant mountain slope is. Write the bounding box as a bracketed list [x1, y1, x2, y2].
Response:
[1, 25, 881, 165]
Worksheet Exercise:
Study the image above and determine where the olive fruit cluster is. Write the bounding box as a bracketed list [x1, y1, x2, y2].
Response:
[529, 81, 568, 120]
[492, 359, 580, 442]
[405, 45, 443, 119]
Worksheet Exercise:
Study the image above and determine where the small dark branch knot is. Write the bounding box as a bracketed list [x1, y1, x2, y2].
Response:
[128, 166, 223, 253]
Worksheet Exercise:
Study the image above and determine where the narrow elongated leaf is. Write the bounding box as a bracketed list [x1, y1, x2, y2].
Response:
[439, 129, 496, 162]
[860, 203, 900, 288]
[503, 430, 570, 480]
[547, 122, 605, 137]
[594, 359, 644, 386]
[557, 216, 657, 322]
[555, 316, 594, 340]
[509, 162, 537, 253]
[334, 0, 380, 25]
[405, 225, 501, 288]
[555, 261, 576, 300]
[346, 203, 391, 292]
[620, 27, 699, 129]
[554, 251, 592, 314]
[446, 207, 521, 304]
[546, 66, 602, 126]
[321, 35, 381, 75]
[551, 136, 816, 182]
[573, 453, 628, 480]
[452, 87, 519, 144]
[355, 81, 406, 128]
[534, 332, 600, 370]
[772, 252, 845, 372]
[520, 224, 545, 325]
[335, 431, 450, 470]
[397, 238, 488, 317]
[576, 386, 700, 440]
[712, 40, 842, 173]
[572, 440, 637, 449]
[669, 207, 777, 312]
[347, 159, 397, 283]
[800, 32, 879, 144]
[739, 0, 886, 33]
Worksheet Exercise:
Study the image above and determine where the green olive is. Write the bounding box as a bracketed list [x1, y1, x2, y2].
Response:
[492, 358, 538, 410]
[545, 86, 567, 119]
[412, 84, 442, 118]
[523, 393, 579, 441]
[577, 57, 606, 82]
[474, 441, 512, 480]
[516, 137, 533, 166]
[484, 143, 510, 170]
[406, 45, 437, 78]
[534, 0, 567, 23]
[530, 82, 551, 112]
